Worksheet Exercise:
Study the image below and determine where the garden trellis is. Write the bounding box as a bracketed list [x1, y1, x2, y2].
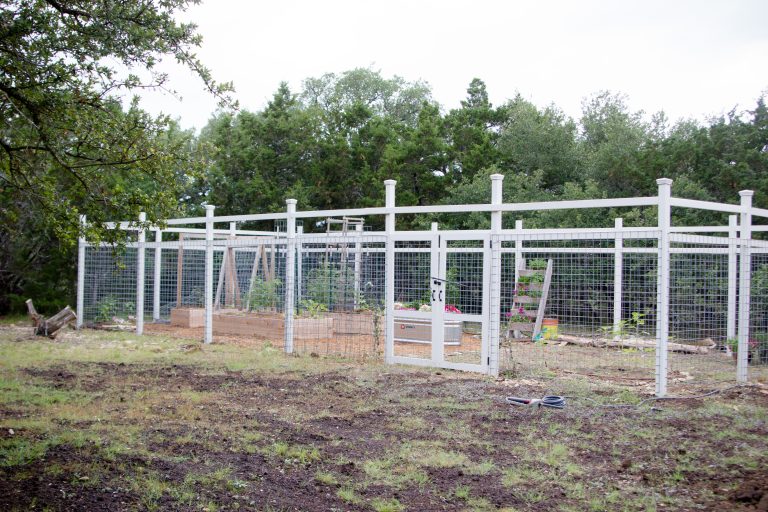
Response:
[77, 176, 768, 396]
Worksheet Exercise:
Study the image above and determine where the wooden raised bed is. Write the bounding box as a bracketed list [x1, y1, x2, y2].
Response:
[170, 307, 205, 328]
[332, 311, 376, 335]
[170, 308, 334, 340]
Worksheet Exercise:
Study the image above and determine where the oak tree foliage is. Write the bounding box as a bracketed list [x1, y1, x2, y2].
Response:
[0, 0, 232, 312]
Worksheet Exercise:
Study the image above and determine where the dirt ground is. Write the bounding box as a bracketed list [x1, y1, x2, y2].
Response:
[1, 322, 767, 511]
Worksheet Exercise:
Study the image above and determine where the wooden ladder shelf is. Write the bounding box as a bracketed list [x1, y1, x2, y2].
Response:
[506, 259, 554, 339]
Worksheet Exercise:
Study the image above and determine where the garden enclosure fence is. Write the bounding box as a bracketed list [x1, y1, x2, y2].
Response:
[77, 176, 768, 396]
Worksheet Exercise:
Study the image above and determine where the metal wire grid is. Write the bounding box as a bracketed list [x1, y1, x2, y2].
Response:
[207, 237, 287, 346]
[393, 240, 432, 360]
[81, 245, 138, 325]
[496, 232, 659, 381]
[444, 243, 485, 366]
[80, 222, 768, 388]
[293, 235, 386, 358]
[666, 238, 734, 387]
[749, 245, 768, 375]
[446, 240, 484, 316]
[152, 248, 181, 321]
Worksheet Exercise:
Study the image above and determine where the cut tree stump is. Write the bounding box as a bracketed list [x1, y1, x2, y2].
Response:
[26, 299, 77, 339]
[26, 299, 43, 328]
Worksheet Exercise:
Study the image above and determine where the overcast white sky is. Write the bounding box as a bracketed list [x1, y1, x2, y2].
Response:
[137, 0, 768, 131]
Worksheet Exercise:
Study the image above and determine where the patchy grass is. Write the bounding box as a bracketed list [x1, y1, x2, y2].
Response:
[0, 325, 766, 511]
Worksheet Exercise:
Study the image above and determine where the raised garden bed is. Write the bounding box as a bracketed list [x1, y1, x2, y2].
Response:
[169, 307, 334, 340]
[170, 307, 204, 328]
[331, 311, 376, 335]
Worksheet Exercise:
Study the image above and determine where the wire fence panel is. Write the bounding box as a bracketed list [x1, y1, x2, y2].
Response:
[293, 235, 386, 358]
[82, 246, 138, 326]
[444, 240, 485, 366]
[393, 240, 433, 361]
[749, 246, 768, 380]
[667, 238, 733, 389]
[207, 237, 287, 347]
[497, 232, 659, 384]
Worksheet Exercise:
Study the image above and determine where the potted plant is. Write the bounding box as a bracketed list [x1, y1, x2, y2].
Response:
[505, 306, 534, 332]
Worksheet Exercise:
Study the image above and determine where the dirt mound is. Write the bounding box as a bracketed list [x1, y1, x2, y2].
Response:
[733, 475, 768, 512]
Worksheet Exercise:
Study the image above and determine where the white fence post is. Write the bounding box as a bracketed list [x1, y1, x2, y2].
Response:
[284, 199, 297, 354]
[296, 225, 303, 307]
[76, 215, 86, 329]
[152, 229, 162, 322]
[354, 222, 363, 308]
[514, 219, 523, 285]
[727, 215, 738, 340]
[737, 190, 754, 382]
[655, 178, 672, 397]
[136, 212, 146, 335]
[384, 179, 397, 365]
[204, 205, 215, 344]
[489, 173, 504, 376]
[613, 218, 623, 337]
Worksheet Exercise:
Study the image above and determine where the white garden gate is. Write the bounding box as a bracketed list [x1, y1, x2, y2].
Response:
[390, 230, 490, 373]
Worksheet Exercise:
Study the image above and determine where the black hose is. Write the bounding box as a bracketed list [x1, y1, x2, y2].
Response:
[506, 395, 566, 409]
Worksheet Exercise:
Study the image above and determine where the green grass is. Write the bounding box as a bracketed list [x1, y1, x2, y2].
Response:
[0, 377, 89, 409]
[270, 441, 321, 465]
[371, 497, 405, 512]
[0, 437, 51, 467]
[315, 470, 338, 486]
[362, 457, 430, 488]
[337, 486, 362, 504]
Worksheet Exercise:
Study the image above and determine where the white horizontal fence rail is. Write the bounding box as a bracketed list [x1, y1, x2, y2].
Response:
[77, 175, 768, 396]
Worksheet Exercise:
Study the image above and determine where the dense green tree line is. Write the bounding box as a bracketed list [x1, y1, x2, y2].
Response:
[0, 4, 765, 314]
[195, 70, 767, 232]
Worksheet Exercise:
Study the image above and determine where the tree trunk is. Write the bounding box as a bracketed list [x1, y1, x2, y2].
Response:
[31, 303, 77, 339]
[558, 334, 711, 354]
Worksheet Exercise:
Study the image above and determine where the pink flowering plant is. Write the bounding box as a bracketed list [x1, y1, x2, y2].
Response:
[505, 306, 531, 323]
[394, 302, 463, 314]
[444, 304, 462, 314]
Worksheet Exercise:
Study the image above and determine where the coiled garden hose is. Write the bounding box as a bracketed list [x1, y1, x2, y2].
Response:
[506, 395, 566, 409]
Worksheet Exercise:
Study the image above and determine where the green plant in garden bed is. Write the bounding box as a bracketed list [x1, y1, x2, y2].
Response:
[247, 276, 282, 311]
[299, 299, 328, 318]
[506, 306, 533, 323]
[95, 295, 119, 322]
[518, 272, 544, 285]
[94, 295, 134, 323]
[528, 259, 548, 270]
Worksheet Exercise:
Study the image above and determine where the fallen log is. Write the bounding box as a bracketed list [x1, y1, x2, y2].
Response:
[26, 299, 77, 339]
[557, 334, 711, 354]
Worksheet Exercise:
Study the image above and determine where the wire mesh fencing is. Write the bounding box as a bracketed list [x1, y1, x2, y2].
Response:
[392, 239, 433, 361]
[749, 243, 768, 380]
[293, 235, 386, 358]
[79, 219, 768, 390]
[496, 231, 661, 385]
[666, 236, 734, 388]
[81, 245, 138, 327]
